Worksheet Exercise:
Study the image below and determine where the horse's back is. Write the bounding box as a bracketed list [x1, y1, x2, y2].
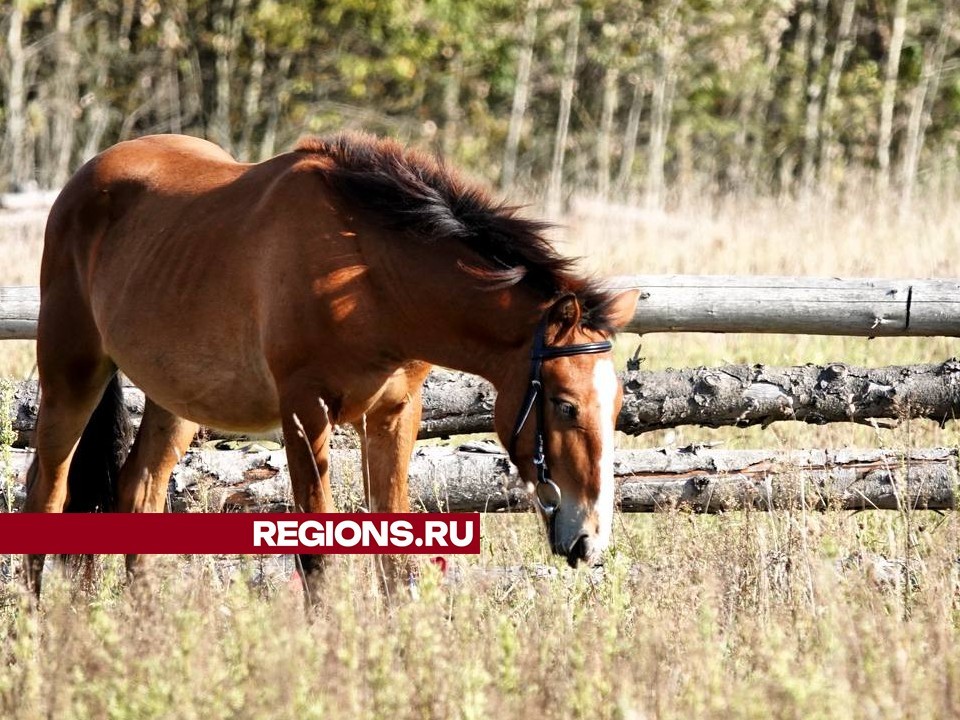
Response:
[43, 135, 244, 271]
[40, 135, 286, 430]
[92, 134, 240, 190]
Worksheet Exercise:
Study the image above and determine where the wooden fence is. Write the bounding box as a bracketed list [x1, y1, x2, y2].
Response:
[3, 277, 960, 513]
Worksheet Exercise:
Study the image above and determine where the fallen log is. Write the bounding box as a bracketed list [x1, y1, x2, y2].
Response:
[420, 360, 960, 436]
[617, 359, 960, 434]
[8, 359, 960, 446]
[2, 445, 955, 513]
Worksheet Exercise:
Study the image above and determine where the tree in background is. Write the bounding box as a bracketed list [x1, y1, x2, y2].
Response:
[0, 0, 958, 208]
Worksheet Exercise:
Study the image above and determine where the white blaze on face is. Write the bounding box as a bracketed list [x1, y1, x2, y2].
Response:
[592, 358, 618, 550]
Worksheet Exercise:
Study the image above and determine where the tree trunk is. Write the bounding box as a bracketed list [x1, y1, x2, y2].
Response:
[778, 4, 813, 194]
[80, 14, 113, 163]
[899, 6, 950, 212]
[50, 1, 80, 188]
[800, 0, 829, 194]
[5, 446, 954, 514]
[210, 0, 249, 153]
[545, 6, 581, 215]
[616, 78, 644, 198]
[501, 0, 538, 193]
[646, 50, 672, 210]
[900, 57, 931, 211]
[10, 360, 960, 447]
[238, 36, 266, 162]
[877, 0, 908, 195]
[118, 0, 136, 52]
[3, 2, 28, 190]
[259, 52, 293, 161]
[748, 13, 787, 187]
[161, 13, 183, 135]
[441, 53, 463, 160]
[596, 67, 619, 199]
[181, 47, 205, 130]
[817, 0, 856, 186]
[645, 0, 683, 207]
[913, 12, 951, 187]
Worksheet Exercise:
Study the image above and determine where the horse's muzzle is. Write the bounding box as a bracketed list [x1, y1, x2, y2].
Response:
[556, 533, 600, 569]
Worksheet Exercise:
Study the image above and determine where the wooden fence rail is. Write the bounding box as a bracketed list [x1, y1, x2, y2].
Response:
[5, 276, 960, 340]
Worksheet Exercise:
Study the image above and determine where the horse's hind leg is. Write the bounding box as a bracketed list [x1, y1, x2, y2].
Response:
[354, 363, 431, 594]
[24, 289, 115, 597]
[117, 398, 198, 579]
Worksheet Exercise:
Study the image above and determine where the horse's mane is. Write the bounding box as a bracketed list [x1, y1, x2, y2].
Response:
[295, 132, 619, 332]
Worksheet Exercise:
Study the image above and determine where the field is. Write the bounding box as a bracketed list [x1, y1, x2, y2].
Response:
[2, 191, 960, 719]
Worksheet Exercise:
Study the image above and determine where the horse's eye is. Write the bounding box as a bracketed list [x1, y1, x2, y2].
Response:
[552, 399, 579, 421]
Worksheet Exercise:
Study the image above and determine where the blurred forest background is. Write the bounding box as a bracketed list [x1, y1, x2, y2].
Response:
[0, 0, 958, 210]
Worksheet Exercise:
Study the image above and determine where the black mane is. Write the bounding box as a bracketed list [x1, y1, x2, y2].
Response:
[295, 132, 618, 332]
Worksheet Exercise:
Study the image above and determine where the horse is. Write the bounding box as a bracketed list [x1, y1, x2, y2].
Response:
[23, 132, 639, 597]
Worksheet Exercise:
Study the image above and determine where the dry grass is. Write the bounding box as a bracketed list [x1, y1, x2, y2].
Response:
[2, 508, 959, 719]
[2, 191, 960, 718]
[0, 213, 43, 378]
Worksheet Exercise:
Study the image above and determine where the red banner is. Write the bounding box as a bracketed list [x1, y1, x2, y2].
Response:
[0, 513, 481, 554]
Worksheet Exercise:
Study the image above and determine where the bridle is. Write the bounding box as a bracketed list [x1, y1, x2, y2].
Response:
[508, 315, 612, 519]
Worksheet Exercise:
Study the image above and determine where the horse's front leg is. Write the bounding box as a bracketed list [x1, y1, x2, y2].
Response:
[354, 363, 431, 595]
[116, 398, 198, 581]
[279, 383, 336, 604]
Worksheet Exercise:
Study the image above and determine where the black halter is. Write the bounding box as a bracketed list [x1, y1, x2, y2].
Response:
[508, 316, 612, 518]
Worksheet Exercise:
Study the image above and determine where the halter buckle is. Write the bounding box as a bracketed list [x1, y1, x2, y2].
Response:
[535, 477, 562, 516]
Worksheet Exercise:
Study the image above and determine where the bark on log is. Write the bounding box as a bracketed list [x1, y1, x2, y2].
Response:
[3, 446, 954, 514]
[8, 359, 960, 447]
[616, 359, 960, 434]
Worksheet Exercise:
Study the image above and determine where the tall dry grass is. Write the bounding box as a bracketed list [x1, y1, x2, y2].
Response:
[0, 213, 43, 378]
[2, 191, 960, 718]
[2, 508, 959, 719]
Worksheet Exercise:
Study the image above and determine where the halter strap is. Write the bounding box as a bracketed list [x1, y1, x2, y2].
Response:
[508, 317, 612, 517]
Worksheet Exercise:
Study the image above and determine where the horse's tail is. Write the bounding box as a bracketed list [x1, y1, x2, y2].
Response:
[64, 372, 133, 513]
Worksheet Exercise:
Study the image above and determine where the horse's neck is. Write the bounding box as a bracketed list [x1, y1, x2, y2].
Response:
[410, 289, 541, 388]
[375, 247, 543, 388]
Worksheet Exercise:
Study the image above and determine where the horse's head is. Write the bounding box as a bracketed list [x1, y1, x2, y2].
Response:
[496, 289, 639, 567]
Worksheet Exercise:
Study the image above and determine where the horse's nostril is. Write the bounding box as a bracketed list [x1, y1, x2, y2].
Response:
[566, 534, 590, 568]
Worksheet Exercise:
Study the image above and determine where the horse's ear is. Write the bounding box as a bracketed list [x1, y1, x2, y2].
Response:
[604, 289, 640, 330]
[547, 294, 582, 343]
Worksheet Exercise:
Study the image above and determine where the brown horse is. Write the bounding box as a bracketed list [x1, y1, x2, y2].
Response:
[24, 132, 639, 596]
